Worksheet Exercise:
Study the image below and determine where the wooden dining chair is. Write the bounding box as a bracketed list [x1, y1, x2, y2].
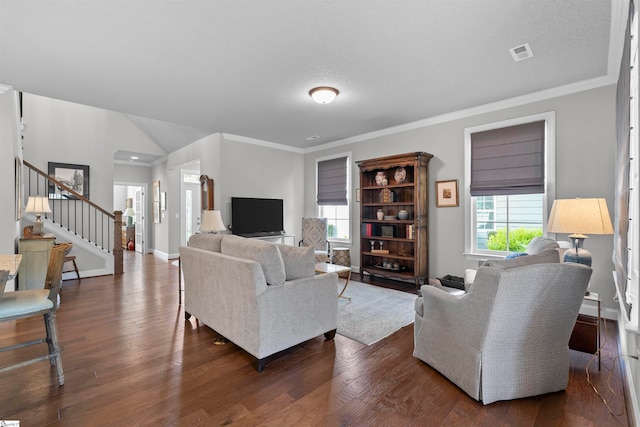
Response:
[0, 242, 69, 385]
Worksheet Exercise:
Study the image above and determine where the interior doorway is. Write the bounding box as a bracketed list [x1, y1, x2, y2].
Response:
[114, 183, 146, 254]
[181, 169, 201, 247]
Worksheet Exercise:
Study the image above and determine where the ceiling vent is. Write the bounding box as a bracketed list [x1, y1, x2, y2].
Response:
[509, 43, 534, 62]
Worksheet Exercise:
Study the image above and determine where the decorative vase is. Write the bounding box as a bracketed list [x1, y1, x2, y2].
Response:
[377, 209, 384, 220]
[398, 209, 409, 220]
[375, 171, 387, 186]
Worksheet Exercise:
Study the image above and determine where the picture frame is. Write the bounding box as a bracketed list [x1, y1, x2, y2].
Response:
[436, 179, 459, 207]
[152, 201, 161, 224]
[160, 192, 166, 211]
[15, 157, 22, 220]
[48, 162, 90, 200]
[152, 180, 160, 202]
[381, 225, 395, 237]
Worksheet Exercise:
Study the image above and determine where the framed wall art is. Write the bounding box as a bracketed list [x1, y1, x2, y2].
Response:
[436, 179, 459, 208]
[48, 162, 90, 199]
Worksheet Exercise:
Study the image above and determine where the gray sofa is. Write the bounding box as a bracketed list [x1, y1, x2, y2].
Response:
[414, 250, 592, 404]
[179, 233, 339, 371]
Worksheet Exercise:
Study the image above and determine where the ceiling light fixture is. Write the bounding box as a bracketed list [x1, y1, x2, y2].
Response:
[309, 86, 339, 104]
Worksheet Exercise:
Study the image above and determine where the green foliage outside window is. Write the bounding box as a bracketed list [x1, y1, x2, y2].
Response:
[486, 227, 543, 252]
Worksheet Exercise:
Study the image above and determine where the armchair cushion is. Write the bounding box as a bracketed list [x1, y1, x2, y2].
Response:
[276, 244, 314, 280]
[221, 236, 286, 286]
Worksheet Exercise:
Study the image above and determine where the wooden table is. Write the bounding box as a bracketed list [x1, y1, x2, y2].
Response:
[0, 254, 23, 280]
[315, 262, 352, 301]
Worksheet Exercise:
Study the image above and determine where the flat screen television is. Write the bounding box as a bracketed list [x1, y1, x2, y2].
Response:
[231, 197, 285, 237]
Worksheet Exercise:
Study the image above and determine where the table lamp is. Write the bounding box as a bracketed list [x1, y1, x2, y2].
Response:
[546, 198, 614, 266]
[24, 196, 52, 235]
[124, 207, 135, 226]
[200, 210, 226, 233]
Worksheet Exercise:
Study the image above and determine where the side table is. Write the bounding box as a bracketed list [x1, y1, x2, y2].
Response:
[569, 292, 601, 370]
[315, 262, 352, 301]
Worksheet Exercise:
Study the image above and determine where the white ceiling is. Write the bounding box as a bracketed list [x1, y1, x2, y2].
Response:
[0, 0, 624, 158]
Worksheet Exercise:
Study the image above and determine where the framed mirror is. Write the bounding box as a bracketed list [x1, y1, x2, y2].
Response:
[200, 175, 214, 210]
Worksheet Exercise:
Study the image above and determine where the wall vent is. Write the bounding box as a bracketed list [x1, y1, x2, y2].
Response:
[509, 43, 534, 62]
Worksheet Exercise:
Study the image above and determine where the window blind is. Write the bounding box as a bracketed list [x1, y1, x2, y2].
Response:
[614, 2, 632, 319]
[317, 156, 348, 206]
[470, 121, 545, 196]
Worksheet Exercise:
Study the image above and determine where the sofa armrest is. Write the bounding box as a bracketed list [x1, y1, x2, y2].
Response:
[256, 272, 339, 357]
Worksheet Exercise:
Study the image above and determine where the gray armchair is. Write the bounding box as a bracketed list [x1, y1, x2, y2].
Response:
[414, 262, 592, 404]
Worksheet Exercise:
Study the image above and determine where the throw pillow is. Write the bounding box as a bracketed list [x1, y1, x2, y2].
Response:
[526, 236, 559, 254]
[276, 244, 314, 280]
[483, 248, 560, 269]
[221, 236, 286, 285]
[505, 252, 528, 259]
[188, 233, 224, 253]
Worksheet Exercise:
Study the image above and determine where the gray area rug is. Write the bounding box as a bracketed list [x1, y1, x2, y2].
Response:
[337, 280, 417, 345]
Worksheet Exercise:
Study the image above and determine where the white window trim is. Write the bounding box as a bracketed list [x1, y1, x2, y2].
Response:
[463, 111, 556, 259]
[315, 151, 352, 244]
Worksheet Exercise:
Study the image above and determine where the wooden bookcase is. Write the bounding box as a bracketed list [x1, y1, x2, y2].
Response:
[356, 152, 432, 289]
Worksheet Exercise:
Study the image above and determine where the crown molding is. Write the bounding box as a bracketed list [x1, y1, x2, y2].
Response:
[305, 75, 617, 154]
[223, 133, 304, 154]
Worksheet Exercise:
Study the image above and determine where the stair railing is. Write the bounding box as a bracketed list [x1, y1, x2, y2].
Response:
[23, 161, 123, 275]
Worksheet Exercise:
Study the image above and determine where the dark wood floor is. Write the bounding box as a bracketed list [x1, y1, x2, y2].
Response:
[0, 252, 630, 426]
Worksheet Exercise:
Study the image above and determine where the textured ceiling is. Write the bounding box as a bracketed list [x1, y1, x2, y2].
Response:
[0, 0, 624, 157]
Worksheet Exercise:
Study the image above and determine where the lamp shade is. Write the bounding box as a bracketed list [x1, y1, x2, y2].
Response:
[123, 207, 135, 217]
[24, 196, 52, 214]
[200, 210, 226, 233]
[547, 198, 614, 236]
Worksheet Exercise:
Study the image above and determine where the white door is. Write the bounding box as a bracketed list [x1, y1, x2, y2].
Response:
[181, 170, 201, 246]
[134, 187, 145, 253]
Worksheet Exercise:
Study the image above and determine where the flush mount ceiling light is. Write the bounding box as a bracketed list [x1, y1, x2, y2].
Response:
[309, 86, 339, 104]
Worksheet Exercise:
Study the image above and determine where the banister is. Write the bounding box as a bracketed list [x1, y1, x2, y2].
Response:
[22, 160, 123, 275]
[23, 160, 114, 219]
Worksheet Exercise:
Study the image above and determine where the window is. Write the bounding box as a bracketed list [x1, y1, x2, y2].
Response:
[316, 153, 350, 241]
[464, 112, 555, 258]
[614, 1, 639, 330]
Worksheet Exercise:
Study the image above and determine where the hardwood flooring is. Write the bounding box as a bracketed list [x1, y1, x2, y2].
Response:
[0, 252, 631, 426]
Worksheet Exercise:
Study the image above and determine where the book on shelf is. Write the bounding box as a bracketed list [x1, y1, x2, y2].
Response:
[405, 224, 415, 239]
[371, 249, 390, 254]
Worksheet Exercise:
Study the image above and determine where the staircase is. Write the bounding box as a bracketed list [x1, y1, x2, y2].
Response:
[22, 161, 123, 276]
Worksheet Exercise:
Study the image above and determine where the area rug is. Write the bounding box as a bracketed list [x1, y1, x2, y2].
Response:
[337, 280, 417, 346]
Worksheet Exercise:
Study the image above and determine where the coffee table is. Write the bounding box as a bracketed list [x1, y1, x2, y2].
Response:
[315, 262, 352, 300]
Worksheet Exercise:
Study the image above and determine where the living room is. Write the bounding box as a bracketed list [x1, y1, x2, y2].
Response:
[0, 1, 637, 425]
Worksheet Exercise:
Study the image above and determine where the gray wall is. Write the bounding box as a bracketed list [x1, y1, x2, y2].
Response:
[304, 84, 617, 310]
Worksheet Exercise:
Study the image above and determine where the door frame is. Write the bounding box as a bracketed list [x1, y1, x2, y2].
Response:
[180, 168, 202, 247]
[114, 181, 148, 254]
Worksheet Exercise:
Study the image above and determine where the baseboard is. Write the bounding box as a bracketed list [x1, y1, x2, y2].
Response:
[617, 312, 640, 427]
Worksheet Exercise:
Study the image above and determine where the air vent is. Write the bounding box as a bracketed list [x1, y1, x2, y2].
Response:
[509, 43, 534, 62]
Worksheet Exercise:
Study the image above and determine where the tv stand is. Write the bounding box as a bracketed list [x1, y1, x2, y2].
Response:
[248, 234, 295, 246]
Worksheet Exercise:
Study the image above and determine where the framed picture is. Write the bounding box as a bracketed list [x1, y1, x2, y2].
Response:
[48, 162, 90, 200]
[152, 201, 161, 224]
[152, 180, 160, 202]
[160, 192, 166, 211]
[15, 157, 22, 220]
[436, 179, 459, 207]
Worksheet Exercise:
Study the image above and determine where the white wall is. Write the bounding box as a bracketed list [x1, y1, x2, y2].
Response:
[22, 94, 165, 210]
[305, 84, 618, 310]
[0, 89, 21, 291]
